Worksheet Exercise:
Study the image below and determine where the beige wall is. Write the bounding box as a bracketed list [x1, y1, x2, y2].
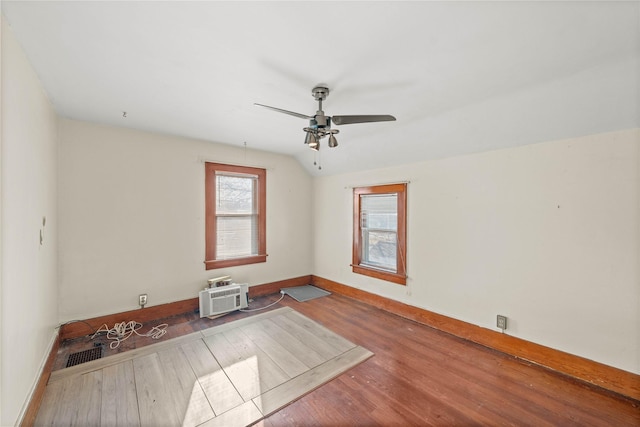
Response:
[1, 17, 59, 425]
[312, 129, 640, 374]
[58, 119, 313, 321]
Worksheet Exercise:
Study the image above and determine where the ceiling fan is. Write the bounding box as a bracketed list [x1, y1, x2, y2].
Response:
[255, 84, 396, 151]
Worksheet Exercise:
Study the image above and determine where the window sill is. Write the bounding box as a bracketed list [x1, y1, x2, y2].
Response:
[205, 254, 267, 270]
[352, 264, 406, 285]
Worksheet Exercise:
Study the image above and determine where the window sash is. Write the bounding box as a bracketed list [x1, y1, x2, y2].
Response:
[360, 193, 398, 272]
[361, 229, 397, 271]
[216, 214, 258, 259]
[215, 172, 258, 260]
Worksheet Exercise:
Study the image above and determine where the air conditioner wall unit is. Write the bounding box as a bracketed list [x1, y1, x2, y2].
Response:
[199, 283, 248, 317]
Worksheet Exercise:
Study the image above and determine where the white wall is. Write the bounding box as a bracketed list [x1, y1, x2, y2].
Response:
[1, 17, 59, 426]
[58, 119, 312, 321]
[313, 129, 640, 374]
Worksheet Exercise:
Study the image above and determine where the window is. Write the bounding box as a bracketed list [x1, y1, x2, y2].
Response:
[205, 163, 266, 269]
[353, 183, 407, 285]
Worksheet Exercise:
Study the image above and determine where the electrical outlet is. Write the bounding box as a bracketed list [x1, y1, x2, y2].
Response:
[497, 315, 507, 330]
[139, 294, 148, 307]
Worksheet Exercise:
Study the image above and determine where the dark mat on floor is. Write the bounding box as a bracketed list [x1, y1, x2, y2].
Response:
[281, 285, 331, 302]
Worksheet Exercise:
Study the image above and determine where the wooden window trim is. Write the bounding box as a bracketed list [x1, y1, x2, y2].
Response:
[205, 162, 266, 270]
[352, 183, 407, 285]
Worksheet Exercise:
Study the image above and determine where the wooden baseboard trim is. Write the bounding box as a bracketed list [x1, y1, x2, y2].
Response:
[59, 275, 313, 341]
[248, 275, 312, 297]
[60, 298, 200, 341]
[19, 330, 60, 427]
[310, 275, 640, 402]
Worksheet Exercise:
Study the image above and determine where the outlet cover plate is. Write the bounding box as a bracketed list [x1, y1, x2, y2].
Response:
[497, 315, 507, 330]
[139, 294, 148, 306]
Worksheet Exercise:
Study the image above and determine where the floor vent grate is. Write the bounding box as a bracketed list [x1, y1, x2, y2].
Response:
[66, 347, 103, 368]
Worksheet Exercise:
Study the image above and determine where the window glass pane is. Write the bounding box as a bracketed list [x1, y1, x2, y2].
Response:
[361, 193, 398, 272]
[216, 174, 255, 214]
[362, 230, 397, 270]
[215, 173, 258, 259]
[361, 194, 397, 231]
[216, 216, 257, 259]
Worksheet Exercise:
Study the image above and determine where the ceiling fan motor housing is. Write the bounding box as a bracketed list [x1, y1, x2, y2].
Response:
[314, 115, 330, 128]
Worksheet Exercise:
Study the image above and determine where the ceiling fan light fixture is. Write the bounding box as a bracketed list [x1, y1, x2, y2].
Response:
[306, 131, 319, 150]
[328, 134, 338, 148]
[304, 131, 313, 145]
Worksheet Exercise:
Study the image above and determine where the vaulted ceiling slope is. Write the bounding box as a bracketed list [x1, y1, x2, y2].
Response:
[2, 1, 639, 175]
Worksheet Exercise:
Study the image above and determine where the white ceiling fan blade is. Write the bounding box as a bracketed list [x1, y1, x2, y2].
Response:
[254, 103, 312, 120]
[332, 115, 396, 125]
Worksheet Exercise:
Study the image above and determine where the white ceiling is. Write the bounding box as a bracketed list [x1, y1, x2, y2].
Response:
[2, 1, 639, 176]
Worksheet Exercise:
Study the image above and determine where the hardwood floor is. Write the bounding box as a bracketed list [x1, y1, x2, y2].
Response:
[41, 307, 372, 426]
[50, 292, 640, 426]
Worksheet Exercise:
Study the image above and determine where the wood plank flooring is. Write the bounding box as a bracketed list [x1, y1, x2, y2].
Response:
[36, 307, 372, 426]
[46, 293, 640, 426]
